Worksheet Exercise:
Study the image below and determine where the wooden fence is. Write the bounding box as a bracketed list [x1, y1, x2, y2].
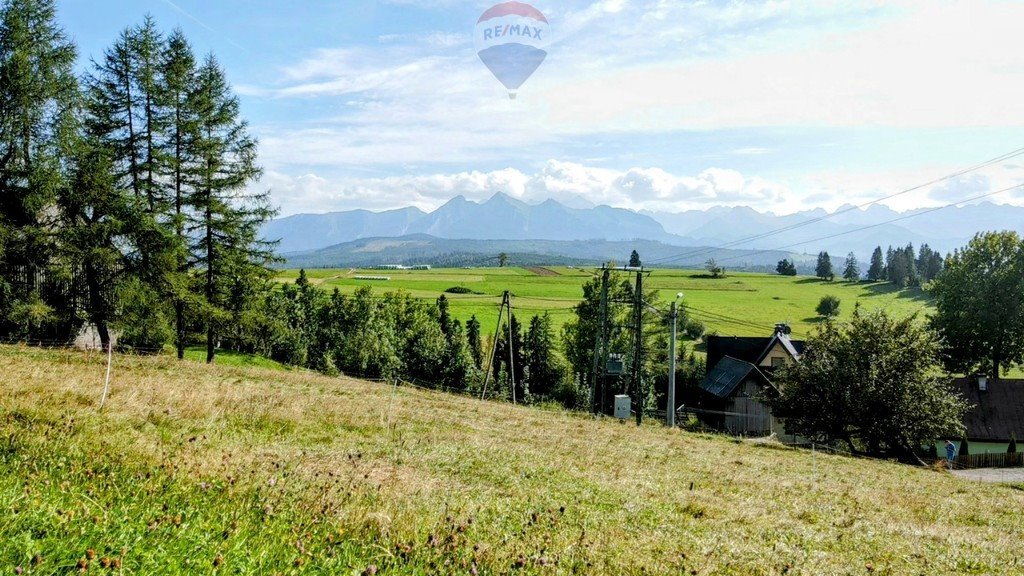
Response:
[956, 452, 1024, 469]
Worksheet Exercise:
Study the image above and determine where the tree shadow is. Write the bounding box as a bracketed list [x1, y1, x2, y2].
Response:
[794, 278, 824, 284]
[859, 282, 932, 303]
[802, 316, 825, 324]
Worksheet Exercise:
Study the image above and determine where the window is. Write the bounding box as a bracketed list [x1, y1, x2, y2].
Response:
[771, 357, 785, 368]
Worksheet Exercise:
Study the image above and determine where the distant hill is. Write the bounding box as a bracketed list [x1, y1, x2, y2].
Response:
[645, 201, 1024, 257]
[280, 234, 810, 270]
[263, 206, 425, 253]
[264, 193, 684, 253]
[263, 194, 1024, 258]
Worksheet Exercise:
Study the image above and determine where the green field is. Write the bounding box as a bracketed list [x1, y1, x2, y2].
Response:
[275, 267, 933, 340]
[3, 345, 1023, 574]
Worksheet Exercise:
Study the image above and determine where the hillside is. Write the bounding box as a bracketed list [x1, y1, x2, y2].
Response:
[280, 235, 808, 270]
[274, 267, 933, 340]
[3, 346, 1023, 574]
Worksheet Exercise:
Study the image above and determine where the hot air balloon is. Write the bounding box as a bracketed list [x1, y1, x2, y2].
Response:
[474, 2, 549, 99]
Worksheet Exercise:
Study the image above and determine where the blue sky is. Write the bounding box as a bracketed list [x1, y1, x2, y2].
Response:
[59, 1, 1024, 216]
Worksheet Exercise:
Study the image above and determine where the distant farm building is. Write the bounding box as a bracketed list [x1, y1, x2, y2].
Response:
[694, 324, 804, 436]
[374, 264, 431, 271]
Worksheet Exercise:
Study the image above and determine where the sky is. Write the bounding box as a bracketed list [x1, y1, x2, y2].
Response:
[58, 0, 1024, 217]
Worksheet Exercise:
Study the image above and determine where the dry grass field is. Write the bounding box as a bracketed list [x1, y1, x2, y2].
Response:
[2, 345, 1024, 575]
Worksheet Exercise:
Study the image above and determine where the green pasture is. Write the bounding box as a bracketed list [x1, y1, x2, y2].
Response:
[275, 267, 933, 339]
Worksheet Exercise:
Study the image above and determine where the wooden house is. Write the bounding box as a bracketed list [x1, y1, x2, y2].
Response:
[947, 377, 1024, 455]
[694, 325, 804, 436]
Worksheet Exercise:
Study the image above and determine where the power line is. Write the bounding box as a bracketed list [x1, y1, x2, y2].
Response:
[702, 183, 1023, 267]
[648, 146, 1024, 265]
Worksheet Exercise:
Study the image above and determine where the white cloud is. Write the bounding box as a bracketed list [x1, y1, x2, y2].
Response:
[257, 156, 1024, 217]
[236, 0, 1024, 219]
[259, 160, 797, 216]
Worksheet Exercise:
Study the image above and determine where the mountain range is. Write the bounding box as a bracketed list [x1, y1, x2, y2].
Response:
[262, 193, 1024, 267]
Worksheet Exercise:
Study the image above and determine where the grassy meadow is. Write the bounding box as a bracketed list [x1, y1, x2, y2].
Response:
[2, 345, 1024, 575]
[274, 267, 932, 340]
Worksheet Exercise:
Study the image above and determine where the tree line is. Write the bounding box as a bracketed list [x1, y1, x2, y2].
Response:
[0, 2, 273, 364]
[776, 243, 944, 285]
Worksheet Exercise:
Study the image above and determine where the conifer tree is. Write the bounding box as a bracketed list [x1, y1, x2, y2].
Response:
[867, 246, 885, 281]
[842, 252, 860, 282]
[525, 312, 560, 398]
[187, 54, 275, 363]
[0, 0, 78, 337]
[815, 251, 833, 281]
[84, 19, 173, 347]
[58, 137, 132, 349]
[466, 314, 482, 368]
[159, 28, 199, 358]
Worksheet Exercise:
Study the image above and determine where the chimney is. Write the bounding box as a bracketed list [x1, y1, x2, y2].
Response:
[774, 322, 791, 336]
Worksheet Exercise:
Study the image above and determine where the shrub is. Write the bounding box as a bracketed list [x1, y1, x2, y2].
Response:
[816, 295, 841, 318]
[683, 319, 705, 340]
[444, 286, 473, 294]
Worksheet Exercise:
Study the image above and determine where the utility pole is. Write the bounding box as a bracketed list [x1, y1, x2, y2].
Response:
[666, 295, 680, 427]
[590, 266, 610, 415]
[632, 268, 644, 426]
[507, 291, 516, 405]
[480, 290, 509, 401]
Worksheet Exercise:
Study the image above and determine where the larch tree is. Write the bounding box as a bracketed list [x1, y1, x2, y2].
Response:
[187, 54, 274, 363]
[58, 135, 133, 350]
[0, 0, 78, 338]
[158, 28, 199, 358]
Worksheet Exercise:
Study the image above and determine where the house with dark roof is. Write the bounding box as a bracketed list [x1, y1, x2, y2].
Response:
[694, 324, 804, 436]
[947, 377, 1024, 454]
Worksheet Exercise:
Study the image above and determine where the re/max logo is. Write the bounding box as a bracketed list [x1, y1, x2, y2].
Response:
[483, 24, 543, 41]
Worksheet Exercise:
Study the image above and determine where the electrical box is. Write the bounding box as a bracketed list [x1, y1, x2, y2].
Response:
[606, 354, 624, 375]
[614, 395, 631, 420]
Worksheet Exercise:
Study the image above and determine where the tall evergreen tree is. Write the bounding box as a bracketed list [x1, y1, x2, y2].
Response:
[0, 0, 78, 338]
[158, 28, 198, 358]
[466, 314, 482, 369]
[815, 251, 833, 281]
[628, 250, 641, 267]
[524, 312, 560, 398]
[187, 54, 274, 363]
[84, 19, 174, 348]
[842, 252, 860, 282]
[436, 294, 452, 339]
[867, 246, 885, 281]
[58, 137, 132, 349]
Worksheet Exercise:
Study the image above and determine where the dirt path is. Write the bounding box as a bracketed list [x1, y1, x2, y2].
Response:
[952, 468, 1024, 483]
[527, 266, 560, 277]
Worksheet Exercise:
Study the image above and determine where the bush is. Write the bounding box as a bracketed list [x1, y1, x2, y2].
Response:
[683, 319, 705, 340]
[816, 295, 841, 318]
[444, 286, 473, 294]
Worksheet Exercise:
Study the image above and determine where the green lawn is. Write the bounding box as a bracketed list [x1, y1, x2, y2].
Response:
[276, 267, 933, 340]
[182, 346, 290, 371]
